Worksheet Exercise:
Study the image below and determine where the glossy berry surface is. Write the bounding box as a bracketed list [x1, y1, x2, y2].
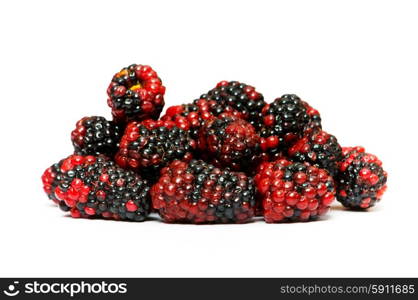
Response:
[107, 64, 165, 123]
[336, 146, 387, 209]
[115, 120, 195, 179]
[198, 116, 260, 171]
[288, 130, 342, 176]
[197, 81, 266, 130]
[41, 155, 151, 221]
[259, 95, 317, 153]
[71, 116, 122, 156]
[151, 159, 256, 223]
[254, 158, 335, 223]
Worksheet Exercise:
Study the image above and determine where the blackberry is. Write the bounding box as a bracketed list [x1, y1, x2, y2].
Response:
[107, 64, 165, 123]
[71, 116, 122, 156]
[115, 120, 195, 179]
[151, 159, 256, 223]
[160, 100, 214, 139]
[254, 158, 335, 223]
[336, 146, 387, 209]
[41, 155, 151, 221]
[196, 81, 266, 130]
[198, 116, 260, 171]
[288, 130, 342, 177]
[301, 100, 322, 134]
[259, 94, 311, 154]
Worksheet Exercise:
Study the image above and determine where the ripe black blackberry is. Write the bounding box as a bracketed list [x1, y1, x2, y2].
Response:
[254, 158, 335, 223]
[41, 155, 151, 221]
[151, 159, 256, 224]
[71, 116, 122, 156]
[196, 81, 266, 130]
[115, 120, 195, 180]
[336, 147, 387, 209]
[288, 130, 342, 177]
[107, 64, 165, 123]
[259, 94, 311, 153]
[198, 116, 260, 171]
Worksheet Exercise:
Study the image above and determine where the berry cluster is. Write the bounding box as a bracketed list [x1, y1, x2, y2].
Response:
[197, 81, 266, 130]
[288, 130, 342, 177]
[151, 159, 256, 223]
[115, 120, 195, 175]
[336, 147, 387, 209]
[107, 64, 165, 123]
[197, 116, 260, 171]
[42, 155, 150, 221]
[71, 116, 122, 156]
[254, 159, 335, 222]
[42, 64, 388, 224]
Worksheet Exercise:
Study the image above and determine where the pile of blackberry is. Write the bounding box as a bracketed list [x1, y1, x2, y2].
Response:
[41, 63, 388, 224]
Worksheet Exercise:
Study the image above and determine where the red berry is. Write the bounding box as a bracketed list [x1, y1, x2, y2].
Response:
[254, 158, 335, 223]
[107, 64, 165, 123]
[197, 116, 260, 171]
[336, 147, 387, 209]
[115, 121, 195, 182]
[288, 130, 342, 177]
[150, 159, 256, 224]
[41, 155, 151, 221]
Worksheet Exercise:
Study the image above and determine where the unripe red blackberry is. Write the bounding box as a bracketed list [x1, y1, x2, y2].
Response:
[41, 155, 151, 221]
[198, 116, 260, 171]
[254, 158, 335, 223]
[288, 130, 342, 177]
[115, 120, 195, 179]
[197, 81, 266, 130]
[259, 95, 320, 153]
[336, 146, 387, 209]
[71, 116, 122, 156]
[151, 159, 256, 224]
[107, 64, 165, 123]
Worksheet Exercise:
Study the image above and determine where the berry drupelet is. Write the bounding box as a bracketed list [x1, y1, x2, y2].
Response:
[115, 120, 195, 177]
[259, 94, 311, 154]
[336, 146, 387, 209]
[254, 158, 335, 223]
[288, 130, 342, 177]
[71, 116, 122, 156]
[151, 159, 256, 224]
[197, 81, 266, 130]
[107, 64, 165, 123]
[197, 116, 260, 171]
[41, 155, 151, 221]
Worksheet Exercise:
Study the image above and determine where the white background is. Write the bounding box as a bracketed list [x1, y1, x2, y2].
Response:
[0, 0, 417, 277]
